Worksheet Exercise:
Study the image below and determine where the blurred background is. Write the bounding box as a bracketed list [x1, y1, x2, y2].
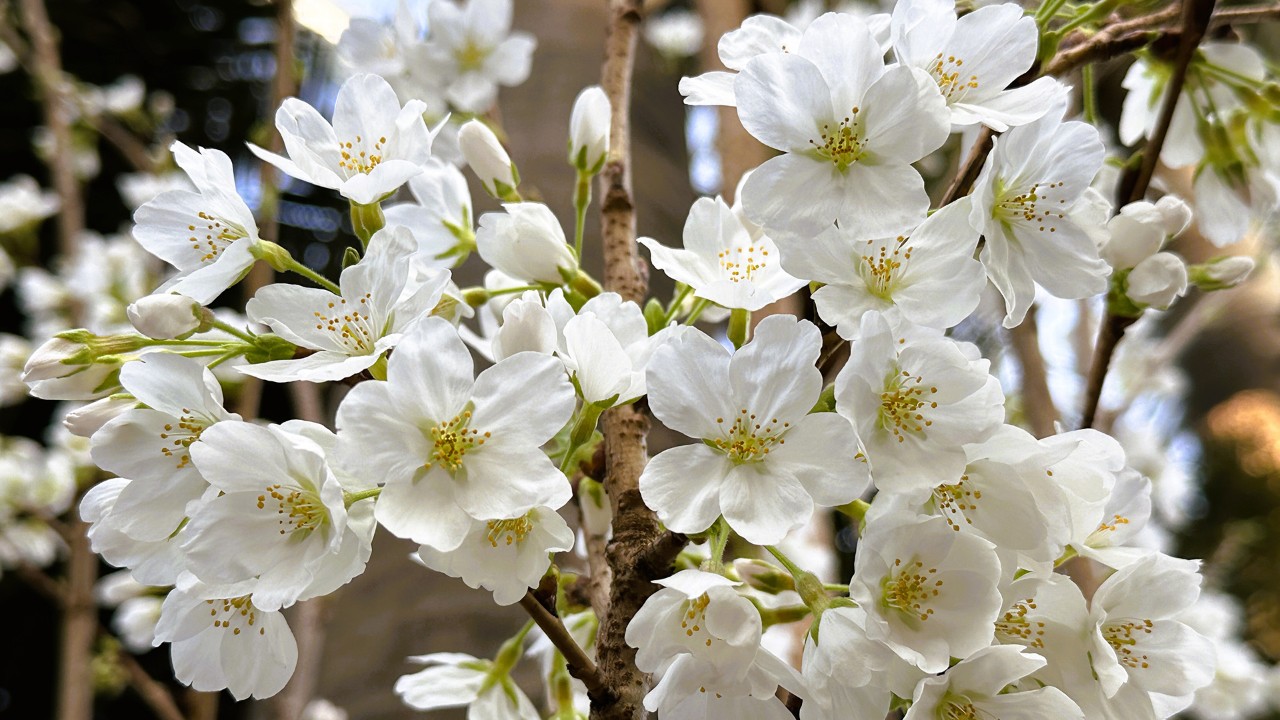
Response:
[0, 0, 1277, 718]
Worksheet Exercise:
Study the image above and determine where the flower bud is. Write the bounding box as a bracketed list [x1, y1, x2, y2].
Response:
[1100, 196, 1192, 269]
[569, 86, 611, 174]
[458, 120, 519, 201]
[1189, 255, 1255, 291]
[475, 203, 577, 284]
[1126, 252, 1187, 310]
[127, 294, 202, 339]
[578, 477, 611, 538]
[732, 558, 795, 595]
[22, 336, 93, 382]
[64, 395, 135, 437]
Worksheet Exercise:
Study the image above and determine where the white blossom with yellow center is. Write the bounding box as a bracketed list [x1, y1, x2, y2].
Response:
[836, 312, 1004, 493]
[90, 353, 239, 543]
[153, 578, 298, 700]
[335, 317, 575, 552]
[416, 0, 536, 114]
[890, 0, 1064, 131]
[415, 505, 573, 606]
[249, 73, 436, 205]
[243, 226, 450, 383]
[968, 103, 1110, 328]
[640, 194, 804, 312]
[1087, 554, 1215, 701]
[181, 422, 354, 612]
[902, 645, 1084, 720]
[777, 198, 984, 338]
[626, 570, 765, 684]
[849, 514, 1002, 673]
[640, 315, 869, 545]
[731, 13, 949, 239]
[133, 141, 260, 305]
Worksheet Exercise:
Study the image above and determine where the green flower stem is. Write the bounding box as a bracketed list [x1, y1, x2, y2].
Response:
[1082, 63, 1099, 125]
[702, 517, 732, 574]
[728, 308, 750, 349]
[684, 298, 711, 325]
[663, 285, 694, 325]
[560, 403, 606, 475]
[573, 169, 592, 259]
[343, 487, 382, 507]
[493, 619, 537, 675]
[281, 257, 342, 295]
[209, 318, 256, 343]
[350, 201, 385, 247]
[765, 545, 830, 613]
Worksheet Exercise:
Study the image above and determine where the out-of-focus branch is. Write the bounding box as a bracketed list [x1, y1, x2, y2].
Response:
[18, 4, 97, 715]
[117, 650, 185, 720]
[593, 2, 687, 717]
[17, 0, 83, 259]
[520, 591, 606, 696]
[1009, 306, 1059, 438]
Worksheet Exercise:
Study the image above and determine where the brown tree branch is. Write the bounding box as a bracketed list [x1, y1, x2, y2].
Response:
[520, 591, 606, 696]
[117, 650, 186, 720]
[1009, 306, 1059, 438]
[592, 1, 687, 717]
[18, 0, 83, 260]
[1081, 0, 1217, 430]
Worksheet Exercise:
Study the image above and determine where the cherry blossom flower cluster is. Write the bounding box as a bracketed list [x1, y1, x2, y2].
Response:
[8, 0, 1280, 717]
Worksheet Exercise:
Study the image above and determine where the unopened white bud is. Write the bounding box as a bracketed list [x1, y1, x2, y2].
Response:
[569, 86, 611, 174]
[1189, 255, 1255, 291]
[475, 203, 577, 284]
[458, 120, 518, 200]
[578, 477, 611, 538]
[64, 395, 135, 437]
[22, 336, 90, 382]
[1127, 252, 1187, 310]
[127, 293, 201, 339]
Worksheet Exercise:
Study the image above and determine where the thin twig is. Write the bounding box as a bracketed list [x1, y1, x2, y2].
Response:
[520, 591, 606, 696]
[1009, 306, 1059, 438]
[1081, 0, 1217, 429]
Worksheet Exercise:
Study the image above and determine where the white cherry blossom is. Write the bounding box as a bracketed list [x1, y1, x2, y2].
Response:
[415, 0, 535, 114]
[641, 315, 869, 545]
[153, 577, 297, 700]
[335, 317, 574, 550]
[133, 142, 259, 304]
[382, 159, 475, 265]
[969, 102, 1110, 327]
[181, 422, 356, 611]
[248, 73, 436, 205]
[903, 645, 1083, 720]
[1088, 554, 1216, 700]
[734, 13, 949, 238]
[415, 505, 574, 606]
[849, 513, 1003, 673]
[778, 198, 984, 337]
[475, 202, 578, 285]
[890, 0, 1063, 130]
[394, 651, 539, 719]
[243, 226, 449, 382]
[835, 312, 1004, 492]
[90, 353, 240, 542]
[639, 195, 804, 312]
